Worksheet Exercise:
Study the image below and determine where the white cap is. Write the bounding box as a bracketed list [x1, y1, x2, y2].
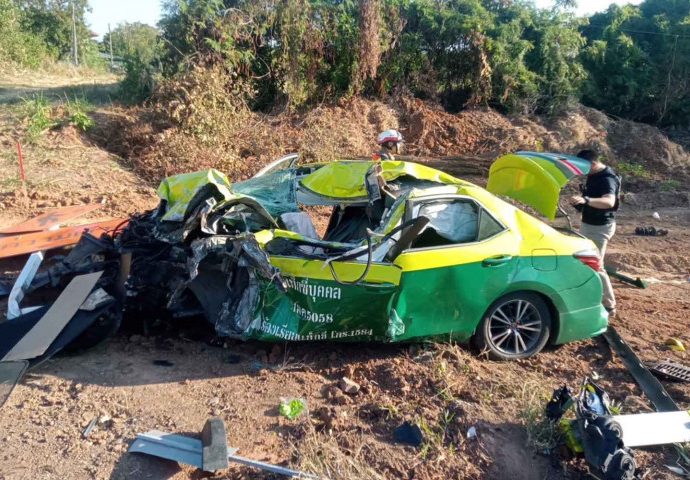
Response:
[377, 129, 403, 145]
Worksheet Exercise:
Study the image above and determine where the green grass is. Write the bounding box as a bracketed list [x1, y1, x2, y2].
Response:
[23, 93, 57, 141]
[660, 179, 681, 192]
[65, 97, 94, 131]
[519, 386, 562, 452]
[21, 93, 95, 141]
[616, 162, 650, 179]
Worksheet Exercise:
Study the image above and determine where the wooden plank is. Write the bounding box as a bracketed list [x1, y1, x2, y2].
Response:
[0, 219, 127, 259]
[0, 204, 102, 235]
[2, 271, 103, 361]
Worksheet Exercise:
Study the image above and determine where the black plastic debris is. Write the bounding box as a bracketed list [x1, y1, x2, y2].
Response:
[152, 360, 174, 367]
[649, 361, 690, 383]
[544, 378, 636, 480]
[393, 421, 424, 447]
[634, 226, 668, 237]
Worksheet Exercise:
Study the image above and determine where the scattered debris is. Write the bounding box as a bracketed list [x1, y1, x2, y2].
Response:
[666, 338, 686, 352]
[1, 272, 103, 362]
[129, 417, 317, 477]
[82, 416, 98, 439]
[614, 410, 690, 448]
[226, 354, 242, 364]
[545, 378, 636, 480]
[339, 377, 360, 395]
[603, 327, 690, 470]
[605, 266, 647, 289]
[649, 361, 690, 382]
[466, 426, 477, 440]
[393, 421, 424, 447]
[604, 327, 678, 412]
[635, 226, 668, 236]
[152, 360, 174, 367]
[279, 398, 306, 420]
[0, 204, 102, 235]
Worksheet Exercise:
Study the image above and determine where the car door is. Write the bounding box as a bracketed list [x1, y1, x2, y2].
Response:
[251, 242, 403, 342]
[390, 195, 521, 341]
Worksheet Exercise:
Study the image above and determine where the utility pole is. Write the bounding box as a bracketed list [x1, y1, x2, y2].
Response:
[71, 1, 79, 66]
[108, 23, 114, 68]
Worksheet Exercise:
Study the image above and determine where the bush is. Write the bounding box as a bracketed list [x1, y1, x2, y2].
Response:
[66, 98, 94, 131]
[120, 54, 159, 103]
[22, 94, 95, 141]
[23, 94, 58, 141]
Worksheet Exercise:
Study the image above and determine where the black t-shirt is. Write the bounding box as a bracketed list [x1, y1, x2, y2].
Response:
[582, 166, 619, 226]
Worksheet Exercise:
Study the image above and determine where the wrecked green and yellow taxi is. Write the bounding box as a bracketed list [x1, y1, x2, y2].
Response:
[147, 152, 607, 360]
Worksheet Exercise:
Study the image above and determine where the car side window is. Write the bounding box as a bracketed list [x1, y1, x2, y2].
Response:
[410, 199, 479, 249]
[477, 208, 504, 241]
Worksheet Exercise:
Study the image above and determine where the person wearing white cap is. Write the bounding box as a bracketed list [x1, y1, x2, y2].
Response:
[375, 129, 404, 160]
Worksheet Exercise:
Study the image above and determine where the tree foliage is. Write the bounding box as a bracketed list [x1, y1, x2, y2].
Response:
[0, 0, 53, 67]
[581, 0, 690, 126]
[2, 0, 688, 128]
[156, 0, 588, 114]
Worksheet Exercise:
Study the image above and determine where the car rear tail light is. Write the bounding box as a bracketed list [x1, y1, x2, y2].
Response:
[574, 249, 602, 271]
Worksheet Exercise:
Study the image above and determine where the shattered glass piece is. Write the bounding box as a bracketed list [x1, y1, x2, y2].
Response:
[233, 169, 298, 217]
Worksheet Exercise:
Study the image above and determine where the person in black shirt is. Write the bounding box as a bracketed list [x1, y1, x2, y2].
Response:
[570, 149, 620, 316]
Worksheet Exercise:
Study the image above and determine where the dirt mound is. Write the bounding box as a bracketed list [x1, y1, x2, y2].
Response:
[299, 97, 400, 162]
[608, 118, 690, 174]
[86, 79, 690, 195]
[400, 97, 525, 156]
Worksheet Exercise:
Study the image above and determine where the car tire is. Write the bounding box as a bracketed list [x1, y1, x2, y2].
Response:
[474, 292, 552, 361]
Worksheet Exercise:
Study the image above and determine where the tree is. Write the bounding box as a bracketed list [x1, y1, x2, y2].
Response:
[0, 0, 53, 67]
[17, 0, 92, 61]
[103, 22, 161, 63]
[580, 0, 690, 126]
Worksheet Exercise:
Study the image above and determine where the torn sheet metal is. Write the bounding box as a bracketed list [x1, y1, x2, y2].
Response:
[30, 301, 120, 367]
[604, 327, 679, 412]
[157, 168, 233, 222]
[7, 251, 44, 319]
[0, 219, 126, 259]
[0, 360, 28, 408]
[2, 271, 103, 361]
[0, 204, 102, 234]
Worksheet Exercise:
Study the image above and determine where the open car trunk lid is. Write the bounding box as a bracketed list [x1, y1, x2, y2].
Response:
[486, 151, 591, 220]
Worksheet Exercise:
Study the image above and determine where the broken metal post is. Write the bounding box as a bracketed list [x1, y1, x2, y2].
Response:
[201, 417, 229, 472]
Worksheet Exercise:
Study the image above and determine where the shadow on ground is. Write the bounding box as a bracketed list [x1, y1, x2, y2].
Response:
[0, 82, 120, 107]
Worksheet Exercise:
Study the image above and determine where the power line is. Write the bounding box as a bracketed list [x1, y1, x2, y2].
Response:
[584, 23, 690, 40]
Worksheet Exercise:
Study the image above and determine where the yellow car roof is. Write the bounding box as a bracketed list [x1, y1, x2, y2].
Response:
[299, 160, 472, 200]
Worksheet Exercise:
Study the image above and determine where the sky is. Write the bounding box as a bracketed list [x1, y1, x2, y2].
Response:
[86, 0, 162, 39]
[86, 0, 645, 39]
[534, 0, 643, 15]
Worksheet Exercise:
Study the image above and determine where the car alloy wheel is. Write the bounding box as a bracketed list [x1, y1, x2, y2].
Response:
[472, 292, 553, 360]
[486, 297, 545, 357]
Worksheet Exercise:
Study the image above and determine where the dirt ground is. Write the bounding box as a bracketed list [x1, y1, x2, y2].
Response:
[1, 73, 690, 480]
